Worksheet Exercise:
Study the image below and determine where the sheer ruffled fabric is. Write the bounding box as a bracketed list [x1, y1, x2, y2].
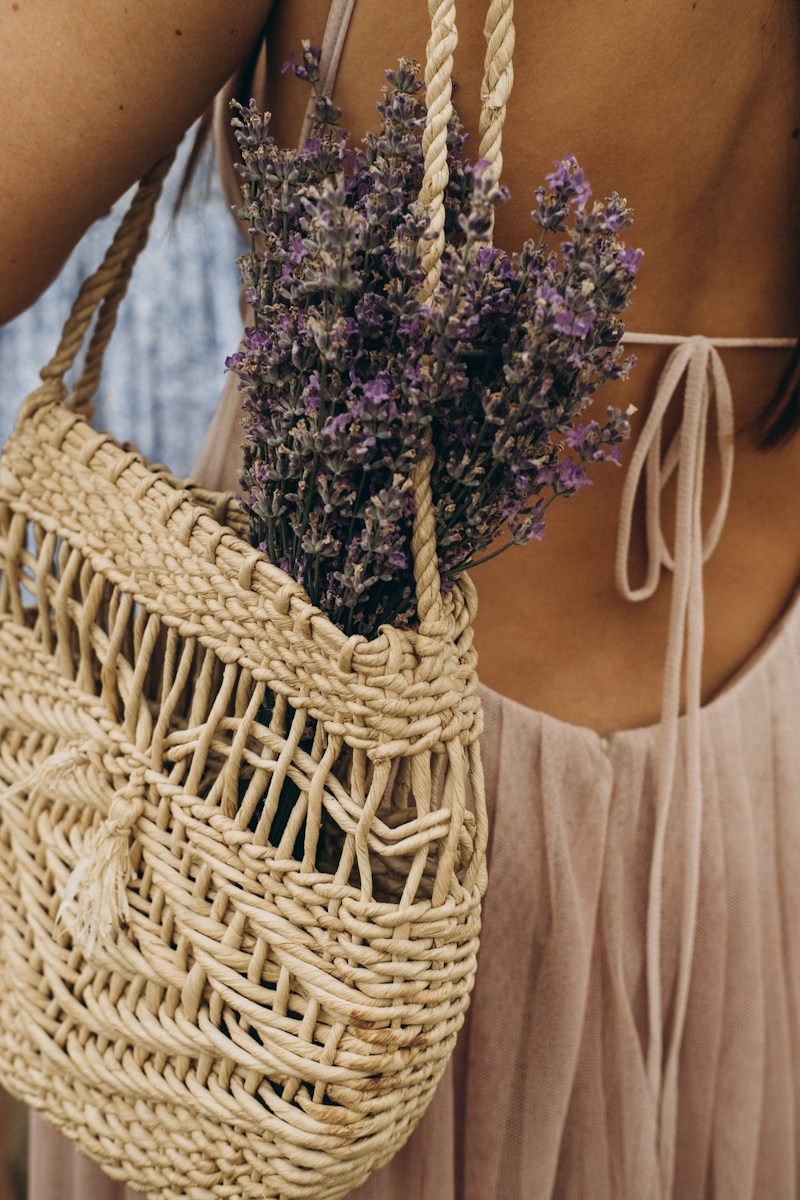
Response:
[345, 604, 800, 1199]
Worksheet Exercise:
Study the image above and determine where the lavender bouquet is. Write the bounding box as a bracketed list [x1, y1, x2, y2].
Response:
[227, 43, 641, 641]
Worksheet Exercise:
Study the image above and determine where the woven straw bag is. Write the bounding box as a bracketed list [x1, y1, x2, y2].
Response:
[0, 2, 514, 1196]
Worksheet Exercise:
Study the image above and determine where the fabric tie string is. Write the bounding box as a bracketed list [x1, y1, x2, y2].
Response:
[614, 330, 793, 1197]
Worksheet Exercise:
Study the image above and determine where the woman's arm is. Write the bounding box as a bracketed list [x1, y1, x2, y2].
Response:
[0, 0, 273, 323]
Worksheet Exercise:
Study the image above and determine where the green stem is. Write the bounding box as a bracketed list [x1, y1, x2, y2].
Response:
[448, 539, 514, 573]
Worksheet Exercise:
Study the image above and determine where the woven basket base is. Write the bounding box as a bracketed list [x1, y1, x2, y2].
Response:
[0, 982, 457, 1200]
[0, 432, 485, 1198]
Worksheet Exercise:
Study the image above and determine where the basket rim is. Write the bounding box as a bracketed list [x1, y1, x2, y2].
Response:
[4, 398, 480, 681]
[0, 414, 485, 761]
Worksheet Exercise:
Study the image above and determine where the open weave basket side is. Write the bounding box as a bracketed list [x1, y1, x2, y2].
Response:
[0, 3, 515, 1198]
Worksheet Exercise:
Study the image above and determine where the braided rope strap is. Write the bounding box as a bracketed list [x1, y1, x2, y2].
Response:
[479, 0, 515, 178]
[17, 151, 175, 426]
[410, 0, 515, 674]
[418, 0, 459, 304]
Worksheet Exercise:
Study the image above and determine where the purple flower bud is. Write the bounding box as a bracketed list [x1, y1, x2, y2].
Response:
[617, 246, 644, 274]
[282, 40, 322, 83]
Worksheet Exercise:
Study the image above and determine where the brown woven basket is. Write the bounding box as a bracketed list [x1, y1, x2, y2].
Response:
[0, 2, 514, 1196]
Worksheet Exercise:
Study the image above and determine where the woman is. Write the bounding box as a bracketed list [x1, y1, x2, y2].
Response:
[3, 1, 800, 1197]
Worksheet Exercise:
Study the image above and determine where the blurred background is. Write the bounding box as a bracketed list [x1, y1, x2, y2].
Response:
[0, 124, 247, 1200]
[0, 124, 244, 467]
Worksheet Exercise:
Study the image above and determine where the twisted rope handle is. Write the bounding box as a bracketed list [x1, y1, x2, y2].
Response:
[478, 0, 515, 179]
[411, 0, 515, 655]
[17, 152, 176, 426]
[417, 0, 459, 306]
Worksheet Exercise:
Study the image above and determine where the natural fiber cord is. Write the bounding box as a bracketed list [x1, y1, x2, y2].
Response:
[0, 2, 513, 1198]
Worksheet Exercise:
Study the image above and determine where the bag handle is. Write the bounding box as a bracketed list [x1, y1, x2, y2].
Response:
[18, 151, 176, 426]
[413, 0, 514, 666]
[417, 0, 514, 303]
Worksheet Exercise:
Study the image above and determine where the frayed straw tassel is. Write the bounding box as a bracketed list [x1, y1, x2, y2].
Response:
[0, 741, 101, 810]
[56, 769, 146, 957]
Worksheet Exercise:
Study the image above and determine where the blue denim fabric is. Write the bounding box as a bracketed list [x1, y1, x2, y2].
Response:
[0, 125, 244, 477]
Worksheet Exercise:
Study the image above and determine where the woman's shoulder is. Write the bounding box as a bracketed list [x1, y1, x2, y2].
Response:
[0, 0, 273, 324]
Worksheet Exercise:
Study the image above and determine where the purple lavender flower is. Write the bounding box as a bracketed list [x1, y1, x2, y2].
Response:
[282, 40, 322, 83]
[228, 53, 641, 637]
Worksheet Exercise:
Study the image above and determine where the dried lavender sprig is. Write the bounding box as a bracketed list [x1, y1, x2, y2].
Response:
[227, 54, 641, 639]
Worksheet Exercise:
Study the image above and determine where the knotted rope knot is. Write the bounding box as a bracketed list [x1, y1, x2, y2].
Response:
[17, 372, 69, 425]
[56, 766, 147, 958]
[413, 620, 451, 670]
[103, 773, 147, 833]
